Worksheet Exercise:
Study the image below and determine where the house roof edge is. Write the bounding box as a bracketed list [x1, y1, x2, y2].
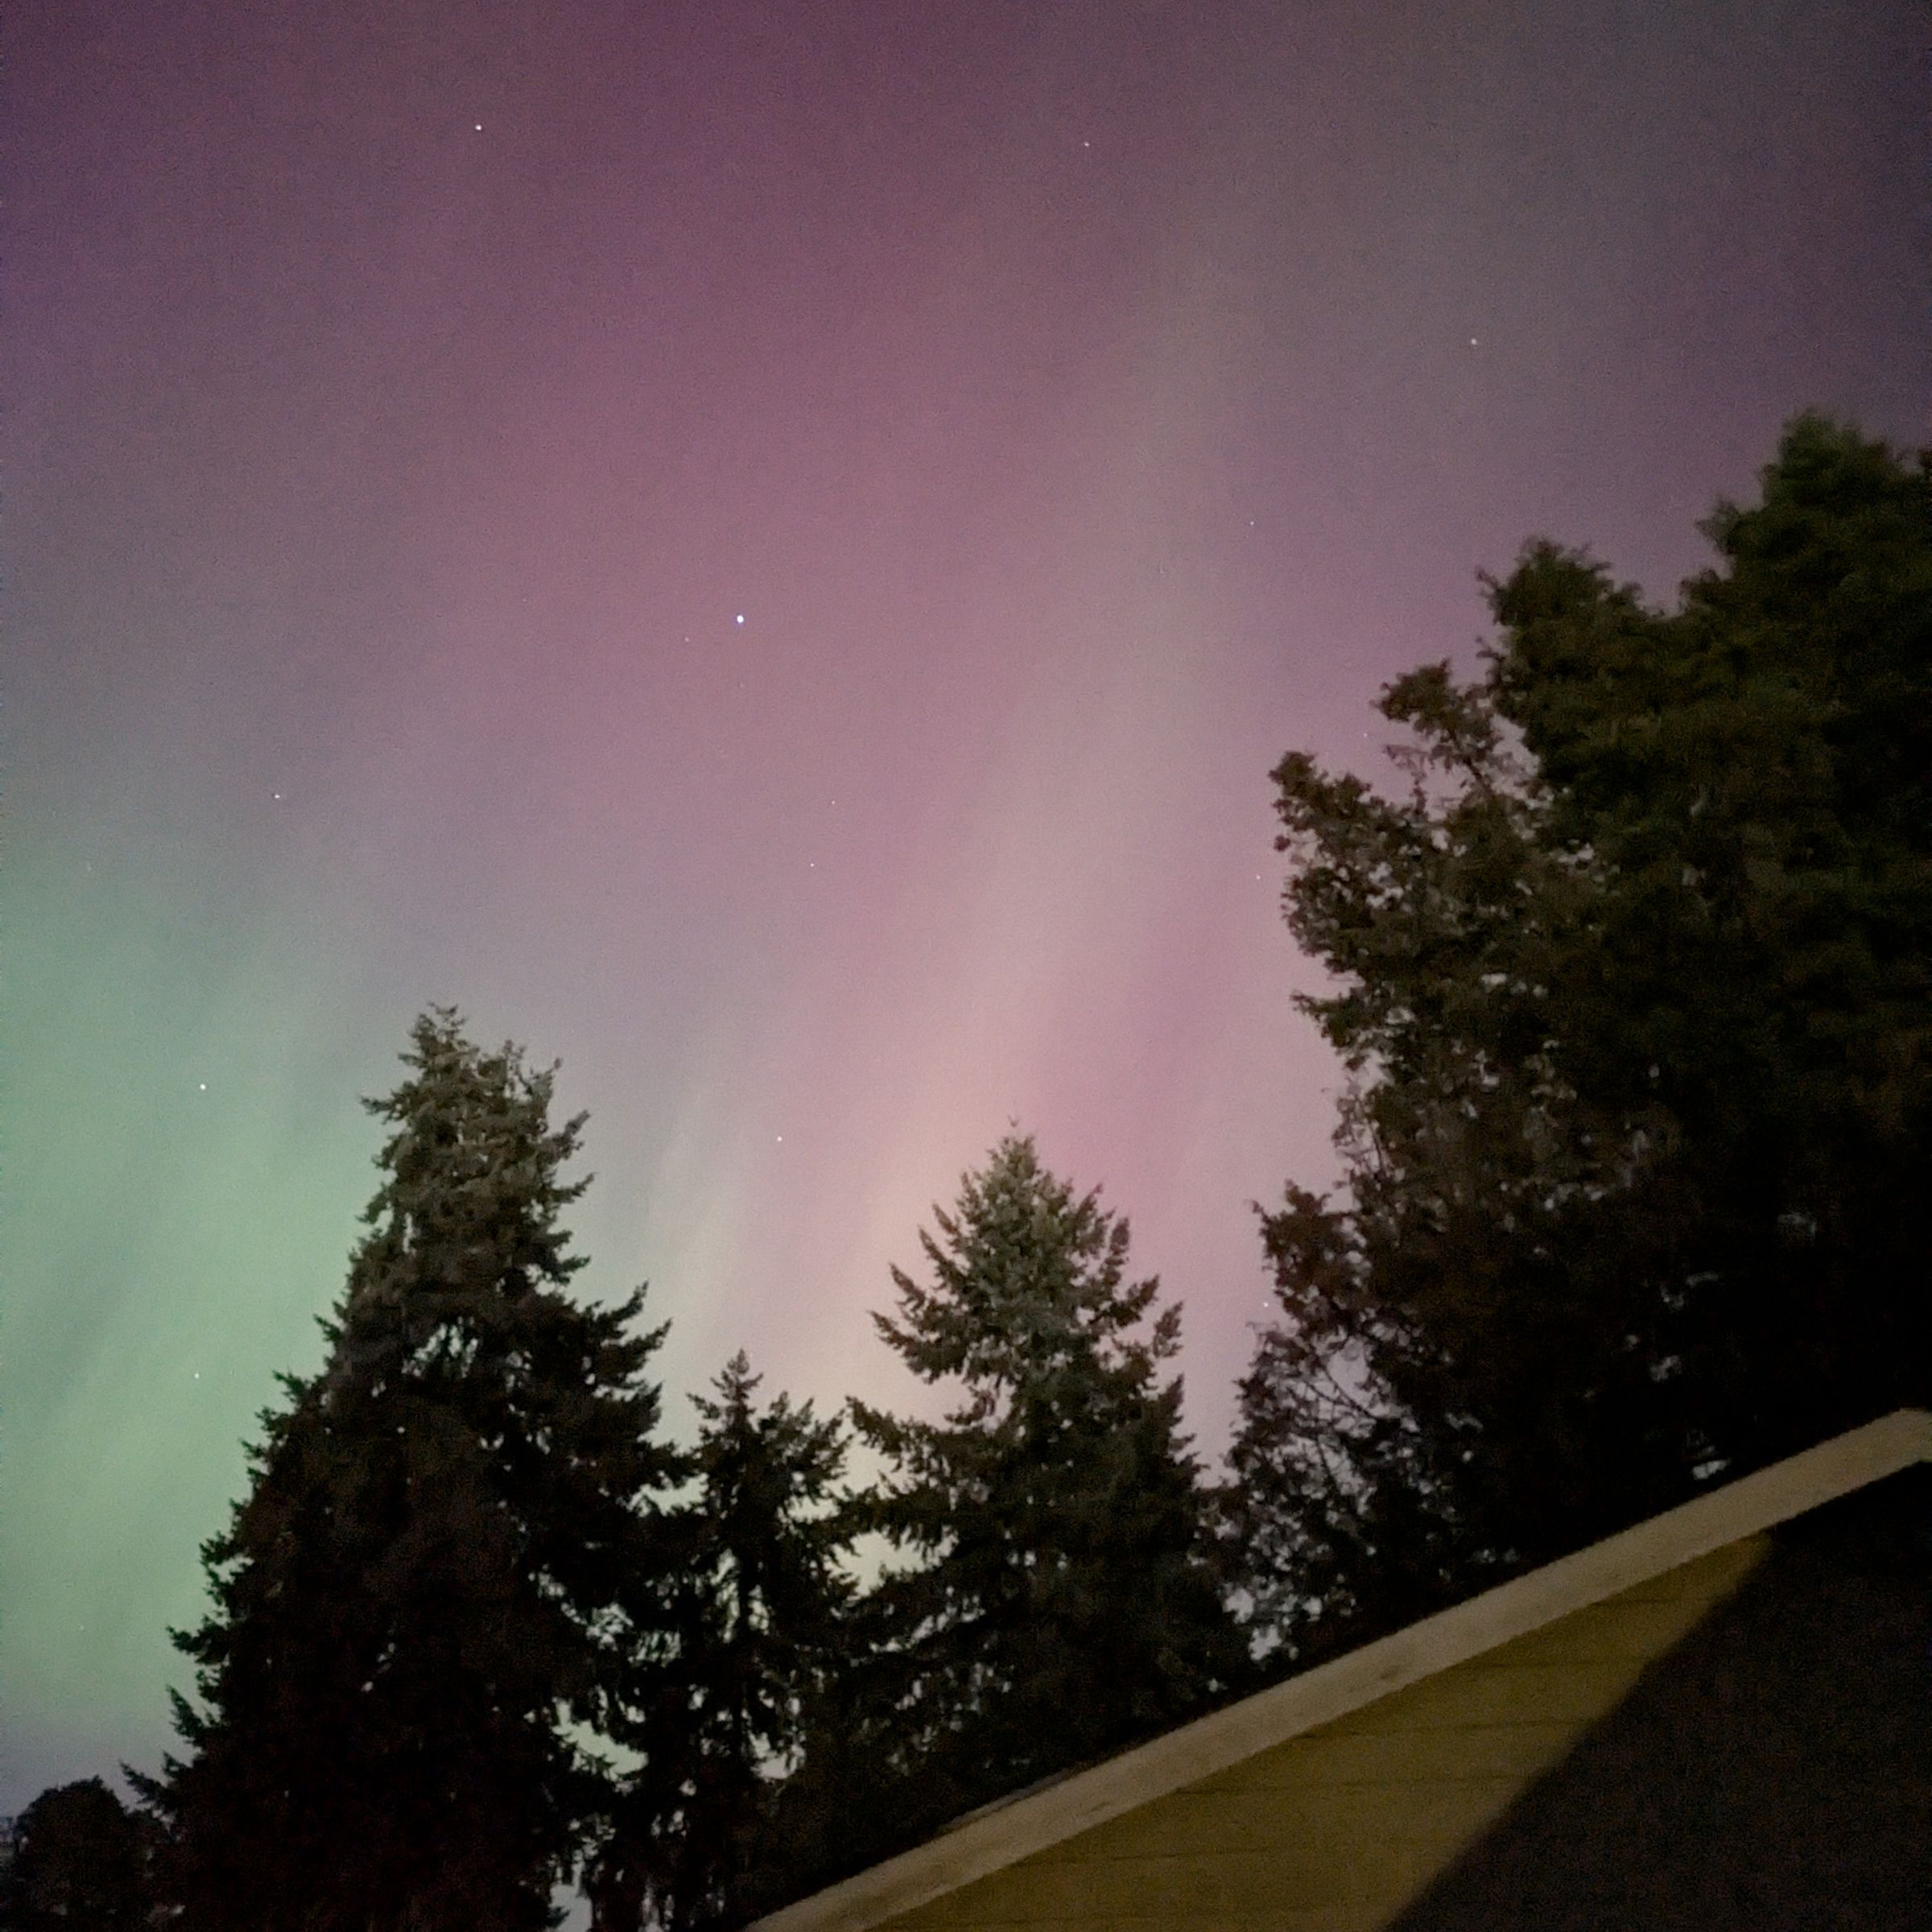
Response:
[753, 1407, 1932, 1931]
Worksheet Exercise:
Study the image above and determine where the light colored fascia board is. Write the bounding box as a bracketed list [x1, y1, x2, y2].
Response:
[754, 1409, 1931, 1932]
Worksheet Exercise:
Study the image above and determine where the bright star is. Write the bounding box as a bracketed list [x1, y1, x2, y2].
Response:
[734, 613, 745, 625]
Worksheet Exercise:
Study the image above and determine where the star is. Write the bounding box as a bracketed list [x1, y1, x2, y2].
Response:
[197, 1082, 208, 1091]
[734, 613, 746, 625]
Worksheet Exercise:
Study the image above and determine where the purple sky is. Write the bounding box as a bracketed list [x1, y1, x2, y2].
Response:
[4, 0, 1926, 1811]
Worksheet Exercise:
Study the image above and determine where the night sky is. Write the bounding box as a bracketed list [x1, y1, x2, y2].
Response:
[4, 0, 1926, 1814]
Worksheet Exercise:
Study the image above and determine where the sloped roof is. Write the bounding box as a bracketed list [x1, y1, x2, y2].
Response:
[754, 1408, 1932, 1931]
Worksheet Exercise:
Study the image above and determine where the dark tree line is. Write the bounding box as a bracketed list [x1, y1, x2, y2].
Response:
[1223, 414, 1930, 1664]
[15, 1021, 1228, 1932]
[0, 1781, 158, 1932]
[13, 415, 1926, 1930]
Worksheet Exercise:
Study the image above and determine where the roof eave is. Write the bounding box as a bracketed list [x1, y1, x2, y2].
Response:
[753, 1407, 1932, 1931]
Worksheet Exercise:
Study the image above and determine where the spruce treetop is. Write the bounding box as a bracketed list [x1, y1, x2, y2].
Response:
[869, 1133, 1178, 1419]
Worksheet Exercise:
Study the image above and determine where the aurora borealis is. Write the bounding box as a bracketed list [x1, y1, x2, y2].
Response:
[4, 0, 1926, 1813]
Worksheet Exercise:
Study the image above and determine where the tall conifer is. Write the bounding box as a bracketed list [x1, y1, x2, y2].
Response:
[147, 1011, 679, 1932]
[850, 1135, 1245, 1831]
[1230, 415, 1932, 1661]
[591, 1354, 856, 1932]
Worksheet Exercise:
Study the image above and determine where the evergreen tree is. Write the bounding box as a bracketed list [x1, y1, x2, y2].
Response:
[590, 1354, 857, 1932]
[144, 1011, 680, 1932]
[1, 1779, 155, 1931]
[1488, 419, 1932, 1472]
[849, 1135, 1246, 1835]
[1229, 416, 1932, 1659]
